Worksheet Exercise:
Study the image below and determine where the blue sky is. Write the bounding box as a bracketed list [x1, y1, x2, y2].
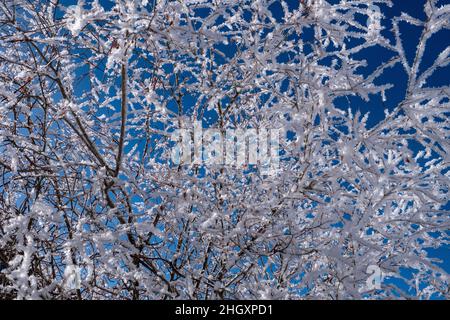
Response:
[58, 0, 449, 296]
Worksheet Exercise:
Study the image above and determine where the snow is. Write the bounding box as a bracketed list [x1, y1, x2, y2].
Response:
[0, 0, 448, 300]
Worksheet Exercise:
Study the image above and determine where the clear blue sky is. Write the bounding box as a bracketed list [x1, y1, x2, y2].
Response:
[59, 0, 450, 291]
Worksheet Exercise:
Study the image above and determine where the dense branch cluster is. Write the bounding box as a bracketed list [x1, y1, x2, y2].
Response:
[0, 0, 448, 299]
